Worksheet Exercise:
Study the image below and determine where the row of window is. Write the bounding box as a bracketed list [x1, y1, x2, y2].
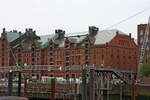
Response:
[139, 30, 145, 35]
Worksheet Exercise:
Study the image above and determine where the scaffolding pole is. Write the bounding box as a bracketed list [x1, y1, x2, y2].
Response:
[89, 68, 95, 100]
[8, 71, 13, 96]
[18, 71, 22, 96]
[82, 68, 87, 100]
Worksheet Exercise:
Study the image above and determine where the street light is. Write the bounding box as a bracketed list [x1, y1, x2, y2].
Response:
[9, 70, 12, 73]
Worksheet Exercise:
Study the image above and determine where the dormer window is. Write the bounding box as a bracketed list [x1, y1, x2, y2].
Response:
[50, 42, 53, 45]
[65, 45, 69, 48]
[32, 47, 35, 51]
[18, 48, 21, 52]
[85, 39, 88, 42]
[50, 47, 53, 51]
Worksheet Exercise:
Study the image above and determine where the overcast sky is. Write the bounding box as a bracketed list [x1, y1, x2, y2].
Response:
[0, 0, 150, 38]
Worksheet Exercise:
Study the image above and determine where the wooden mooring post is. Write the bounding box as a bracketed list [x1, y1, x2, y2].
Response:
[51, 78, 56, 100]
[8, 71, 13, 96]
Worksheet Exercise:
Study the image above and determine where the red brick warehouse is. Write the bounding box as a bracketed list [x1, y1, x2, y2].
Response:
[0, 26, 138, 78]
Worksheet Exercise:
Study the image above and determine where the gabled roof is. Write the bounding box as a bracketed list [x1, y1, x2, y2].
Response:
[6, 32, 24, 43]
[38, 34, 58, 48]
[94, 29, 126, 45]
[38, 34, 54, 45]
[134, 38, 137, 45]
[36, 29, 128, 49]
[57, 32, 88, 48]
[39, 32, 88, 48]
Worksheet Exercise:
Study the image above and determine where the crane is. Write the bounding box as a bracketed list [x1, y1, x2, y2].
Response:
[137, 16, 150, 78]
[130, 16, 150, 100]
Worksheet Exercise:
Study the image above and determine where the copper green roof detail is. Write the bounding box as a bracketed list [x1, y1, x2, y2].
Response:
[6, 32, 24, 43]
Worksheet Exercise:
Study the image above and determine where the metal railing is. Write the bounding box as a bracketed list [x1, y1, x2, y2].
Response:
[0, 65, 135, 73]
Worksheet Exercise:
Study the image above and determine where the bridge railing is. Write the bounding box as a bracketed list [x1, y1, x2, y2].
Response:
[0, 65, 136, 74]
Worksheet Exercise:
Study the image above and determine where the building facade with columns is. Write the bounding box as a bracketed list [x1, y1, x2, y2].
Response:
[0, 26, 138, 78]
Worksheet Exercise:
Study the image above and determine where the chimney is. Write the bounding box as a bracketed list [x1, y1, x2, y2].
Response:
[89, 26, 99, 36]
[116, 31, 119, 35]
[25, 28, 28, 32]
[33, 31, 36, 34]
[55, 29, 65, 39]
[2, 28, 5, 33]
[131, 38, 134, 41]
[129, 33, 131, 38]
[19, 32, 22, 37]
[29, 28, 33, 32]
[55, 29, 65, 34]
[13, 30, 17, 33]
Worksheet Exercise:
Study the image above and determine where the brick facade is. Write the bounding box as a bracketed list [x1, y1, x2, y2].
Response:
[0, 26, 138, 78]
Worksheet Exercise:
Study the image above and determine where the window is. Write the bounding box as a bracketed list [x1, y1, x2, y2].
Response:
[139, 30, 145, 35]
[32, 53, 34, 57]
[85, 44, 88, 48]
[50, 42, 53, 45]
[65, 45, 69, 48]
[72, 56, 74, 65]
[146, 46, 149, 50]
[18, 48, 21, 52]
[32, 74, 35, 76]
[123, 56, 126, 58]
[66, 74, 69, 79]
[102, 55, 104, 60]
[85, 61, 89, 65]
[66, 51, 70, 55]
[32, 58, 35, 62]
[85, 55, 89, 60]
[50, 47, 53, 50]
[2, 43, 4, 47]
[32, 47, 35, 51]
[85, 39, 88, 42]
[85, 50, 89, 54]
[50, 57, 53, 61]
[94, 55, 96, 59]
[94, 49, 96, 54]
[66, 57, 69, 61]
[50, 74, 53, 77]
[72, 74, 75, 78]
[66, 63, 69, 66]
[49, 52, 53, 55]
[140, 38, 144, 43]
